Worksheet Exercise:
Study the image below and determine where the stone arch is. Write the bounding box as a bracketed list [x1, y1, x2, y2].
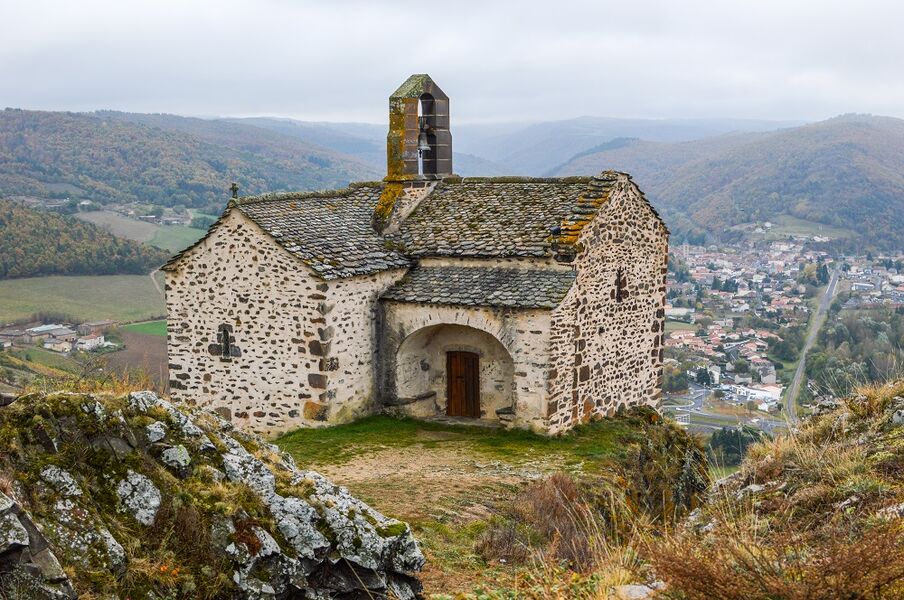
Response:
[394, 323, 515, 421]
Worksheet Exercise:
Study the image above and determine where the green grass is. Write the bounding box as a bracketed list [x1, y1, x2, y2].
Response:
[8, 347, 79, 373]
[120, 320, 167, 337]
[0, 275, 165, 323]
[276, 415, 633, 470]
[150, 226, 205, 253]
[709, 464, 741, 480]
[763, 215, 856, 240]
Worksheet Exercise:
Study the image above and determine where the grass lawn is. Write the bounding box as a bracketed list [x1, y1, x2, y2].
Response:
[150, 226, 205, 253]
[120, 320, 167, 337]
[75, 210, 160, 243]
[665, 320, 695, 333]
[278, 415, 635, 472]
[0, 275, 165, 323]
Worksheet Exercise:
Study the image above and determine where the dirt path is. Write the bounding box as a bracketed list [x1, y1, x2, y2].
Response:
[149, 268, 164, 297]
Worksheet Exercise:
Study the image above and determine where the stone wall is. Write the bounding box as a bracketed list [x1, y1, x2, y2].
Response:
[165, 210, 403, 437]
[379, 301, 551, 429]
[545, 178, 668, 433]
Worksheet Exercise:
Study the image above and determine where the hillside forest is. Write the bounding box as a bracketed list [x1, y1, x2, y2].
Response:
[805, 299, 904, 397]
[0, 201, 169, 279]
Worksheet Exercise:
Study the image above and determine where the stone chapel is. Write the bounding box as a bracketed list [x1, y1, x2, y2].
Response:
[162, 74, 669, 436]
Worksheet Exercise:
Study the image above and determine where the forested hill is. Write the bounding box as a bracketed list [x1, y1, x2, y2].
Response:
[0, 201, 169, 279]
[553, 114, 904, 249]
[0, 109, 378, 214]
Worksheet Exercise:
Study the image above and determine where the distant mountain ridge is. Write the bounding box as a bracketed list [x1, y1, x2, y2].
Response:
[0, 109, 378, 214]
[3, 107, 902, 249]
[552, 114, 904, 249]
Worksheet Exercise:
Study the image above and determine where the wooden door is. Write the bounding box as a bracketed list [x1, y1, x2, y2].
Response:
[446, 351, 480, 417]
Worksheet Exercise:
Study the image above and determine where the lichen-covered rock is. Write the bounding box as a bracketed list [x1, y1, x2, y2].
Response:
[146, 420, 167, 442]
[0, 491, 76, 599]
[117, 470, 162, 525]
[40, 466, 82, 498]
[160, 444, 191, 472]
[0, 390, 424, 598]
[0, 512, 29, 553]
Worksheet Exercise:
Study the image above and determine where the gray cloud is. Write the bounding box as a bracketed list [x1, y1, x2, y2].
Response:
[2, 0, 902, 123]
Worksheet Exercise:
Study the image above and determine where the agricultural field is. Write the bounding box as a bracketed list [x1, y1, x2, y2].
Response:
[0, 274, 164, 323]
[75, 210, 205, 253]
[75, 210, 159, 242]
[150, 225, 205, 253]
[120, 320, 167, 337]
[101, 329, 168, 389]
[665, 320, 695, 333]
[764, 215, 856, 240]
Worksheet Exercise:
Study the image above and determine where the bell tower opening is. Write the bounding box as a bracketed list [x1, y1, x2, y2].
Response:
[386, 74, 452, 180]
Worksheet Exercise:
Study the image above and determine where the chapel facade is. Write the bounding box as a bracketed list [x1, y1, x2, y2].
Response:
[162, 75, 669, 436]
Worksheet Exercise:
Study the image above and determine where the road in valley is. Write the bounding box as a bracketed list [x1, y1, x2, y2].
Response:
[784, 268, 840, 422]
[664, 383, 785, 435]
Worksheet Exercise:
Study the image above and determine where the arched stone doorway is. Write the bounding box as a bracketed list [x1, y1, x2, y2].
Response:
[394, 324, 514, 421]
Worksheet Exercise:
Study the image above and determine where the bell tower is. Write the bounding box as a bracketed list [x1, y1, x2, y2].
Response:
[386, 74, 453, 180]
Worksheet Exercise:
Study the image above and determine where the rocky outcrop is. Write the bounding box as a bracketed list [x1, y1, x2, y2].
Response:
[0, 489, 76, 599]
[0, 390, 424, 599]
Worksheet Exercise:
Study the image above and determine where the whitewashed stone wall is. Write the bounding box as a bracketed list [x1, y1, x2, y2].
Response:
[379, 302, 551, 429]
[546, 179, 668, 433]
[164, 209, 404, 437]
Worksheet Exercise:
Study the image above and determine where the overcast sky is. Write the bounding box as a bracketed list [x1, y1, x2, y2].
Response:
[2, 0, 903, 124]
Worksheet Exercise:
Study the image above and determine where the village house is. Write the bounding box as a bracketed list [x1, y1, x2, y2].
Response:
[75, 334, 105, 352]
[77, 320, 117, 336]
[43, 337, 72, 353]
[162, 75, 669, 436]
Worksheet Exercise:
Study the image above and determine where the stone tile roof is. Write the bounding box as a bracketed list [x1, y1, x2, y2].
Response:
[381, 266, 577, 309]
[164, 172, 662, 282]
[237, 187, 413, 279]
[391, 175, 618, 257]
[164, 185, 411, 280]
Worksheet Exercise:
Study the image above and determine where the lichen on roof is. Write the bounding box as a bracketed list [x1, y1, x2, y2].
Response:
[164, 171, 666, 280]
[390, 74, 434, 98]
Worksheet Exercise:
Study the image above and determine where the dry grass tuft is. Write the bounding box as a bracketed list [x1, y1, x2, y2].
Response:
[648, 522, 904, 599]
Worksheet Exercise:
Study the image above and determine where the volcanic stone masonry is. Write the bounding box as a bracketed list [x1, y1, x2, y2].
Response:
[163, 74, 668, 437]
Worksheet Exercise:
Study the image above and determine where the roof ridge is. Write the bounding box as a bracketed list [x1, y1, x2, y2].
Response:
[443, 176, 594, 184]
[234, 186, 370, 206]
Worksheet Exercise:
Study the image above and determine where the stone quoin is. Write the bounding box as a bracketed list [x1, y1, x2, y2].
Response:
[162, 74, 669, 436]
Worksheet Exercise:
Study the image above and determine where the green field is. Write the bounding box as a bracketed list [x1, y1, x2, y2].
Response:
[0, 275, 165, 323]
[150, 225, 205, 253]
[75, 210, 159, 242]
[8, 347, 79, 372]
[76, 210, 205, 253]
[763, 215, 856, 240]
[665, 320, 696, 333]
[121, 320, 167, 336]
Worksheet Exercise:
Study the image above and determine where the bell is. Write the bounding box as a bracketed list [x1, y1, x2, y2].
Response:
[417, 131, 431, 155]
